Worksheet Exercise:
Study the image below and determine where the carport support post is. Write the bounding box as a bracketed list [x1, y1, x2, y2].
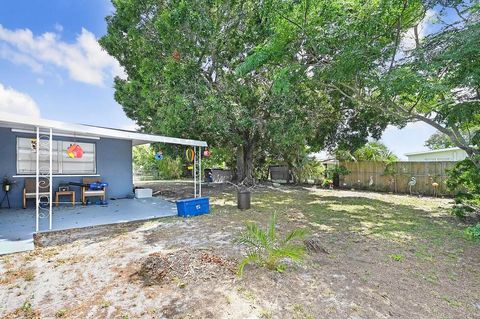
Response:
[194, 146, 197, 198]
[35, 126, 39, 232]
[199, 146, 202, 197]
[49, 128, 52, 230]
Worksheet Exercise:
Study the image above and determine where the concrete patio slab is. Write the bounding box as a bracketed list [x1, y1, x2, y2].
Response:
[0, 197, 177, 255]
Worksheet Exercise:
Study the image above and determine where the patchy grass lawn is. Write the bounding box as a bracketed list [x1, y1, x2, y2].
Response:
[1, 183, 479, 318]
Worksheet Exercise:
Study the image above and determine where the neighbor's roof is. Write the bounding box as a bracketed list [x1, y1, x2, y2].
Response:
[404, 147, 463, 156]
[0, 112, 207, 147]
[311, 151, 338, 162]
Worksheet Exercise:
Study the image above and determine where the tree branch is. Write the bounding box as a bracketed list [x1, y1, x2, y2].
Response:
[413, 24, 420, 49]
[328, 82, 479, 167]
[452, 5, 467, 22]
[388, 0, 408, 72]
[273, 9, 303, 30]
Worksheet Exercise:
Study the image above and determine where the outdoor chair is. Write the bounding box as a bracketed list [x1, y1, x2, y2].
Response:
[81, 177, 106, 205]
[23, 178, 50, 209]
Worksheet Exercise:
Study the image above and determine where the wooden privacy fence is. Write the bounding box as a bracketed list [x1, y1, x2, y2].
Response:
[339, 161, 457, 196]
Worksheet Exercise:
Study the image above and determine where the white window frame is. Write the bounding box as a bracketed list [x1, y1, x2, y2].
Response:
[16, 137, 97, 175]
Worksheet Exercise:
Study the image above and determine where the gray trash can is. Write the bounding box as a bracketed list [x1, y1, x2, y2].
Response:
[237, 190, 251, 210]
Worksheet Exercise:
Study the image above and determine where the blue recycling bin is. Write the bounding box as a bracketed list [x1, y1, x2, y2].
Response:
[176, 197, 210, 217]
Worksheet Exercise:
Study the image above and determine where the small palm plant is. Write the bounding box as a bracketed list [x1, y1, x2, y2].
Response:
[235, 213, 308, 276]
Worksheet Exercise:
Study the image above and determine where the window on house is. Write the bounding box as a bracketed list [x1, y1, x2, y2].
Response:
[16, 137, 96, 175]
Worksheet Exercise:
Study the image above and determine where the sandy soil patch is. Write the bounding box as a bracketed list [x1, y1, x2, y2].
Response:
[1, 182, 479, 318]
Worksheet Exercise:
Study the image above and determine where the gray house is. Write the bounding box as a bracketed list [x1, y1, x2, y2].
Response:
[1, 128, 134, 208]
[0, 113, 207, 254]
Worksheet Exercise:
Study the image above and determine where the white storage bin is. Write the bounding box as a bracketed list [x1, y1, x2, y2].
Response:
[135, 188, 153, 199]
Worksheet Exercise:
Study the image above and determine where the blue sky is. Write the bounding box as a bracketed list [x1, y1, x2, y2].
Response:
[0, 0, 133, 129]
[0, 1, 442, 159]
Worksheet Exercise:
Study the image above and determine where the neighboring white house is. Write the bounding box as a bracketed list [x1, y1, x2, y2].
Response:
[312, 151, 339, 170]
[405, 147, 468, 162]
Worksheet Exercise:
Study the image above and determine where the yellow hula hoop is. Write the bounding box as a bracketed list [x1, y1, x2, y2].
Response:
[186, 148, 195, 162]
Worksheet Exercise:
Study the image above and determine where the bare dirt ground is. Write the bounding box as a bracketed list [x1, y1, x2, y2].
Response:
[1, 182, 479, 319]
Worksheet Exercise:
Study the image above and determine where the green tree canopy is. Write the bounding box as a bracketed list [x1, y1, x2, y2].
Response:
[425, 132, 456, 150]
[336, 141, 398, 162]
[234, 0, 480, 167]
[376, 1, 480, 166]
[100, 0, 395, 183]
[425, 130, 477, 150]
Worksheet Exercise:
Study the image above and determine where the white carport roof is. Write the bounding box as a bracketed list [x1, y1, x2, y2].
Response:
[0, 112, 207, 147]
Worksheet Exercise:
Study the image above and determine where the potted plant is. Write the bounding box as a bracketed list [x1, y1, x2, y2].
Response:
[322, 178, 333, 189]
[2, 176, 15, 192]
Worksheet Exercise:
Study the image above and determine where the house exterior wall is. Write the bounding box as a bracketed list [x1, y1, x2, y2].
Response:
[406, 149, 468, 162]
[0, 127, 133, 208]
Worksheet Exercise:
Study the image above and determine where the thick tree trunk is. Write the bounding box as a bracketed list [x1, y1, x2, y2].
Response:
[243, 143, 254, 185]
[236, 147, 245, 182]
[235, 142, 255, 185]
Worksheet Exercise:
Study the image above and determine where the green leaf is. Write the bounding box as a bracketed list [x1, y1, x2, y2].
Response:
[235, 212, 307, 276]
[237, 252, 261, 277]
[283, 228, 308, 244]
[268, 212, 277, 242]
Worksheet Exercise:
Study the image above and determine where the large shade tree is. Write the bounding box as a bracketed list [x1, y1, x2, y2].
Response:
[376, 0, 480, 166]
[246, 0, 479, 166]
[100, 0, 392, 183]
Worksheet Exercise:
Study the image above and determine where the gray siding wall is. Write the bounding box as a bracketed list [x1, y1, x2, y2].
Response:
[0, 127, 133, 208]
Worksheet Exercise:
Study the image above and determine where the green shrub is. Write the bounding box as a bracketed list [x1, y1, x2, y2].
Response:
[155, 156, 183, 180]
[446, 158, 480, 219]
[326, 165, 350, 179]
[322, 178, 333, 188]
[291, 157, 325, 184]
[133, 145, 183, 180]
[465, 224, 480, 241]
[451, 205, 468, 219]
[447, 158, 480, 194]
[235, 213, 307, 276]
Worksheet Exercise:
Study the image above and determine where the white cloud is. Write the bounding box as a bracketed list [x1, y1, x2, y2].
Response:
[0, 25, 125, 86]
[54, 23, 63, 33]
[0, 83, 41, 117]
[0, 43, 43, 72]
